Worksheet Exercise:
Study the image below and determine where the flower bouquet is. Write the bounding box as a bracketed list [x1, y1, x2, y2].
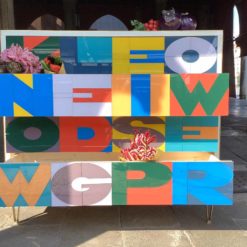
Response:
[41, 50, 65, 74]
[120, 130, 157, 161]
[0, 44, 42, 73]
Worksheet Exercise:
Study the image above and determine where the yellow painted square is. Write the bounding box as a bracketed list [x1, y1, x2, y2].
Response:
[112, 117, 165, 152]
[112, 37, 165, 74]
[112, 75, 131, 116]
[151, 74, 170, 116]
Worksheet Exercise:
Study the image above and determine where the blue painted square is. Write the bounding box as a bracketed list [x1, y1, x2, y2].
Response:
[60, 37, 112, 74]
[186, 162, 233, 205]
[76, 37, 112, 73]
[0, 74, 53, 116]
[173, 161, 233, 205]
[60, 37, 78, 74]
[131, 74, 150, 116]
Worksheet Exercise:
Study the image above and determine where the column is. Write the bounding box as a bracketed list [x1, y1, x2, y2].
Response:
[0, 0, 15, 29]
[63, 0, 78, 30]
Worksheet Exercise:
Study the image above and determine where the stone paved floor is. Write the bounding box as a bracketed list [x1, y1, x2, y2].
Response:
[1, 197, 247, 247]
[221, 98, 247, 171]
[221, 99, 247, 193]
[0, 98, 247, 247]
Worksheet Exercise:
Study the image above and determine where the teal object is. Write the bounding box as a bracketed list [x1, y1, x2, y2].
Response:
[77, 37, 112, 63]
[36, 182, 51, 206]
[166, 117, 218, 152]
[14, 195, 28, 206]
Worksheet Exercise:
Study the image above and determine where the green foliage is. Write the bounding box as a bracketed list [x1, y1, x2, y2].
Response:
[54, 56, 62, 65]
[130, 20, 145, 30]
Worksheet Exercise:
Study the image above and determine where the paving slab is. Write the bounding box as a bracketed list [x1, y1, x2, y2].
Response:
[121, 230, 192, 247]
[186, 230, 247, 247]
[119, 206, 180, 230]
[58, 229, 123, 247]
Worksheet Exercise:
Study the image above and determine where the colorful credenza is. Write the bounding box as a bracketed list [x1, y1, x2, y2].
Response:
[0, 31, 233, 210]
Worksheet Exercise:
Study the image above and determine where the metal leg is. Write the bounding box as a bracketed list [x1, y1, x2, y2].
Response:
[12, 207, 16, 222]
[12, 207, 20, 223]
[206, 206, 214, 224]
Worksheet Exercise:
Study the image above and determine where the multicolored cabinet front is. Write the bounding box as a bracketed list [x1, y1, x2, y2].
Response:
[0, 30, 233, 207]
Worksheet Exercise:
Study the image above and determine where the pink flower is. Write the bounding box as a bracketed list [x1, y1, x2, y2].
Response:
[0, 44, 42, 73]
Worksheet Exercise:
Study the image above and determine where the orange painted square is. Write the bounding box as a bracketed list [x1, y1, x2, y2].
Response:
[127, 162, 172, 205]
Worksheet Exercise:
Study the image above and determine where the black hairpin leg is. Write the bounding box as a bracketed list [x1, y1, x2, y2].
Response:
[12, 207, 20, 223]
[206, 205, 213, 224]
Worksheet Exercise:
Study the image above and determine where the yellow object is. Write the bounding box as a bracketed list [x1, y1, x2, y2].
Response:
[14, 103, 32, 116]
[112, 75, 131, 116]
[112, 37, 164, 74]
[113, 117, 165, 152]
[14, 74, 33, 88]
[151, 74, 170, 116]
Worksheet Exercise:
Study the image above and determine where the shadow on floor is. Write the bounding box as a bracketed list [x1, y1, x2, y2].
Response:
[0, 196, 247, 247]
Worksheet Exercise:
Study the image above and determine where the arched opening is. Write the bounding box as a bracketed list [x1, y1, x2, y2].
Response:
[89, 15, 128, 30]
[233, 5, 241, 98]
[28, 14, 65, 30]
